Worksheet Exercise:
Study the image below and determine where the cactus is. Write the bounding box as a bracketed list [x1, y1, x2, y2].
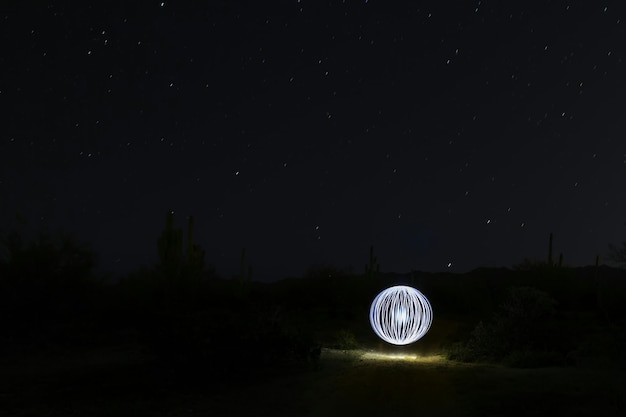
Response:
[365, 244, 380, 279]
[558, 252, 563, 268]
[238, 247, 252, 294]
[186, 215, 195, 259]
[594, 254, 609, 321]
[547, 232, 554, 266]
[157, 211, 205, 282]
[240, 247, 246, 284]
[157, 210, 183, 279]
[239, 247, 252, 281]
[185, 215, 205, 276]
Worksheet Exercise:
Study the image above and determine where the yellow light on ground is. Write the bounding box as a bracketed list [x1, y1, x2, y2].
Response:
[361, 352, 445, 363]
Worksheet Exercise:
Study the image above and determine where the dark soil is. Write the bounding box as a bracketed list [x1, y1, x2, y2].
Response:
[2, 347, 624, 416]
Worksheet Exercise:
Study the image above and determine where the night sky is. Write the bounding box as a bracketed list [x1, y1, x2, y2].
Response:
[2, 1, 626, 281]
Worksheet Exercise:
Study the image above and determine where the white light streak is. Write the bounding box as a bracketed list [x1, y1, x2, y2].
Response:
[369, 285, 433, 346]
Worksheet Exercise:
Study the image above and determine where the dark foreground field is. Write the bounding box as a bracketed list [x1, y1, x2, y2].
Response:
[2, 346, 624, 417]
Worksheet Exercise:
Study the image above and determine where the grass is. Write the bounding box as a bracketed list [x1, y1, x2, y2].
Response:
[2, 346, 625, 416]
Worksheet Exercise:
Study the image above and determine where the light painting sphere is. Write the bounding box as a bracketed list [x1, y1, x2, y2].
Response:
[369, 285, 433, 345]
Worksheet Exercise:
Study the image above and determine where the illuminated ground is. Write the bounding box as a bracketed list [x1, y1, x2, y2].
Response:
[2, 347, 625, 416]
[208, 349, 626, 417]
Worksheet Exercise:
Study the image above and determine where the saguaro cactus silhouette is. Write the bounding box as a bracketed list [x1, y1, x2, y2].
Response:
[547, 232, 554, 266]
[157, 210, 183, 279]
[185, 215, 205, 277]
[236, 247, 253, 296]
[240, 247, 246, 284]
[365, 244, 380, 279]
[157, 211, 205, 282]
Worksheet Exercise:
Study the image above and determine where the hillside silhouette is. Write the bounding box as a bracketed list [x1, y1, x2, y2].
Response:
[2, 215, 626, 415]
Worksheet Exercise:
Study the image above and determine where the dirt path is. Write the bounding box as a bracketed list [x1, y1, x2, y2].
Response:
[2, 348, 625, 416]
[209, 350, 626, 417]
[195, 351, 485, 416]
[308, 352, 462, 417]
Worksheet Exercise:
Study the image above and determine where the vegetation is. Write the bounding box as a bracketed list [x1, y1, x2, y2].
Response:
[0, 230, 100, 353]
[2, 218, 626, 415]
[364, 244, 380, 280]
[447, 286, 564, 367]
[607, 241, 626, 268]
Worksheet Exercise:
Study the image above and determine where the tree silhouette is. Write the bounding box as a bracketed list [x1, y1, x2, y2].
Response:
[1, 230, 96, 288]
[607, 241, 626, 268]
[1, 229, 98, 350]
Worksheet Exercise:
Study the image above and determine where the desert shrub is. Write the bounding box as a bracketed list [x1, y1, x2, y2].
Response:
[137, 303, 322, 378]
[567, 324, 626, 369]
[447, 286, 564, 367]
[503, 350, 566, 368]
[255, 326, 322, 368]
[444, 341, 477, 362]
[0, 230, 103, 352]
[329, 329, 360, 350]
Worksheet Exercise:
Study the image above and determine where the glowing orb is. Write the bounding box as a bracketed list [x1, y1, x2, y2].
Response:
[369, 285, 433, 345]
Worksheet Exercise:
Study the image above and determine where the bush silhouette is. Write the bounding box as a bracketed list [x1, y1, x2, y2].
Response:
[0, 230, 99, 351]
[449, 286, 564, 367]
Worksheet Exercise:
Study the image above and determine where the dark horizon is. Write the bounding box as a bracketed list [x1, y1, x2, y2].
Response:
[2, 212, 622, 283]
